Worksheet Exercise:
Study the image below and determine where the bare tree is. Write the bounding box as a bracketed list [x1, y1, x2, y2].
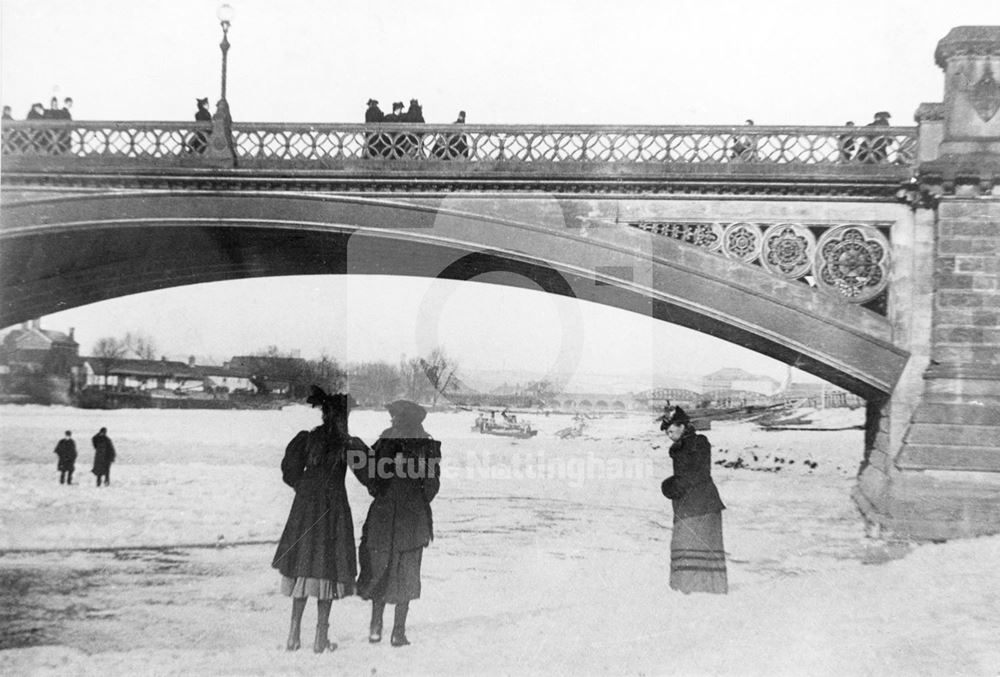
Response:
[351, 361, 401, 406]
[92, 337, 127, 388]
[306, 354, 347, 394]
[399, 355, 432, 403]
[524, 379, 556, 406]
[419, 347, 459, 406]
[123, 331, 158, 360]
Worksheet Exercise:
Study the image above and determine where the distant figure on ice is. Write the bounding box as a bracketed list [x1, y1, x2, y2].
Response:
[91, 427, 116, 487]
[356, 400, 441, 647]
[659, 406, 728, 594]
[54, 430, 77, 485]
[187, 97, 212, 154]
[272, 386, 369, 653]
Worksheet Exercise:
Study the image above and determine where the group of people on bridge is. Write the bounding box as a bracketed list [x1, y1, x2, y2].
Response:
[3, 96, 75, 154]
[729, 111, 898, 164]
[363, 98, 469, 159]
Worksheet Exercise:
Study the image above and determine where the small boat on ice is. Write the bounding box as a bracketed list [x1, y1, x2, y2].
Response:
[472, 410, 538, 439]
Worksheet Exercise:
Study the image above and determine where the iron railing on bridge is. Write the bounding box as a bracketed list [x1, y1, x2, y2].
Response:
[1, 120, 917, 166]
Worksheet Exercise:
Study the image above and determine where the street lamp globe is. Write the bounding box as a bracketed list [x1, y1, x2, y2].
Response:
[217, 3, 234, 27]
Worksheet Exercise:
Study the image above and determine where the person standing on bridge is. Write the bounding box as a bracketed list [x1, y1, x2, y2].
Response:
[729, 119, 757, 162]
[54, 430, 77, 485]
[2, 105, 12, 121]
[838, 121, 857, 162]
[187, 97, 212, 154]
[356, 399, 441, 647]
[659, 406, 728, 594]
[364, 98, 385, 158]
[54, 97, 73, 153]
[91, 427, 116, 487]
[859, 111, 892, 164]
[432, 110, 469, 160]
[383, 102, 405, 158]
[272, 387, 369, 653]
[400, 98, 425, 158]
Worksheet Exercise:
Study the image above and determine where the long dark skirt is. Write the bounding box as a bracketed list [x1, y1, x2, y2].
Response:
[358, 544, 423, 605]
[272, 478, 357, 596]
[670, 511, 728, 594]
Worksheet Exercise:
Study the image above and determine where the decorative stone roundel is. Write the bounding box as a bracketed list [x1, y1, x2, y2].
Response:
[691, 222, 725, 252]
[760, 223, 816, 279]
[722, 222, 762, 262]
[813, 224, 890, 303]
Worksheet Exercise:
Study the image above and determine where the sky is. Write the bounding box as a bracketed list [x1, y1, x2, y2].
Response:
[2, 0, 998, 391]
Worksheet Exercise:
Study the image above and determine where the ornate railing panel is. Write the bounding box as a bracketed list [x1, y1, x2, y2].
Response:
[629, 221, 890, 308]
[1, 121, 917, 166]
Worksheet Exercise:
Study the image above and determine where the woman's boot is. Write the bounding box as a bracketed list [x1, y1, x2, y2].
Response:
[314, 599, 335, 653]
[369, 600, 385, 643]
[286, 597, 306, 651]
[390, 602, 410, 647]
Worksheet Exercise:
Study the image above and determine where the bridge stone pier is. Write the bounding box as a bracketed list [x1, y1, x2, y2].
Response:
[2, 27, 1000, 541]
[855, 26, 1000, 540]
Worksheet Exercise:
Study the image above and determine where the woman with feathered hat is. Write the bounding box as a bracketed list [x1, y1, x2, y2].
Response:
[356, 399, 441, 647]
[659, 405, 728, 594]
[272, 386, 369, 653]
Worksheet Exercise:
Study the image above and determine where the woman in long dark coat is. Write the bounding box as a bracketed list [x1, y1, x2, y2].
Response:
[659, 406, 728, 594]
[91, 427, 115, 487]
[272, 386, 369, 653]
[54, 430, 77, 485]
[356, 400, 441, 647]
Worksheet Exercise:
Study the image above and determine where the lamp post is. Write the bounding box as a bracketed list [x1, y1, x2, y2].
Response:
[217, 3, 234, 102]
[207, 3, 237, 166]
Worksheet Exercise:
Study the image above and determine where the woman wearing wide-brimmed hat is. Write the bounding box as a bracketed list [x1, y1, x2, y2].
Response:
[659, 406, 728, 594]
[272, 386, 369, 653]
[187, 97, 212, 154]
[356, 399, 441, 647]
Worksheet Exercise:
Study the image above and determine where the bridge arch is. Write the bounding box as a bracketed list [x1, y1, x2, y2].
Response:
[0, 191, 905, 399]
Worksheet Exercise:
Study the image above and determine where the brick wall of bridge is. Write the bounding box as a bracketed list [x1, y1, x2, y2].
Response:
[853, 26, 1000, 541]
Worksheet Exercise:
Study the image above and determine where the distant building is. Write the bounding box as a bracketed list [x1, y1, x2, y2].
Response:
[196, 364, 256, 394]
[81, 357, 202, 391]
[702, 368, 780, 396]
[633, 387, 701, 410]
[225, 355, 309, 396]
[0, 319, 79, 375]
[779, 381, 864, 408]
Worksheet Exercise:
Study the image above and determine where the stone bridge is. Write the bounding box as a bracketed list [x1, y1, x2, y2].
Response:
[2, 27, 999, 540]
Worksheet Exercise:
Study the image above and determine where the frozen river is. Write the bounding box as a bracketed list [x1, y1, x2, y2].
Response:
[1, 405, 998, 676]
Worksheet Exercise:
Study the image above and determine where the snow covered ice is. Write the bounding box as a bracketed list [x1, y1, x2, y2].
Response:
[1, 405, 998, 676]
